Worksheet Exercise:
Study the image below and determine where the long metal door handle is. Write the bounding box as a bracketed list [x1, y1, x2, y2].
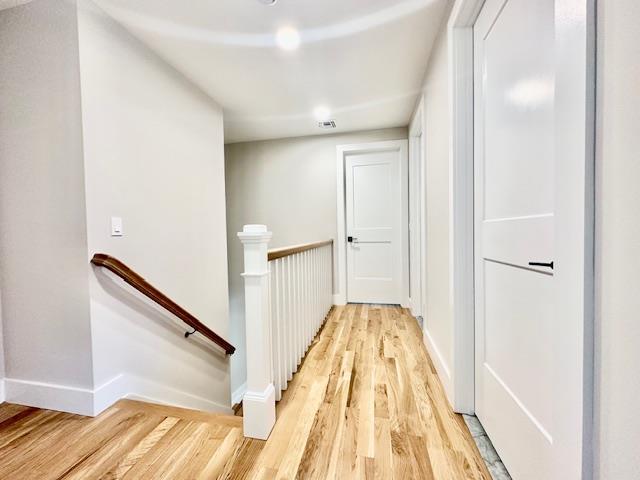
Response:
[528, 261, 554, 270]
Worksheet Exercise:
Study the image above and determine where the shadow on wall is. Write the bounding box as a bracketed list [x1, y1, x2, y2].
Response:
[93, 267, 228, 360]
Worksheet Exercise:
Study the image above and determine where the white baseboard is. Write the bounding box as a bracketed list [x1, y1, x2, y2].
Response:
[333, 294, 346, 305]
[95, 374, 233, 416]
[0, 379, 5, 403]
[4, 374, 233, 417]
[231, 382, 247, 405]
[4, 377, 95, 415]
[423, 327, 453, 404]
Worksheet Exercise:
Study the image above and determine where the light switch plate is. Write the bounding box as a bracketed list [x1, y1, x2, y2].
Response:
[111, 217, 123, 236]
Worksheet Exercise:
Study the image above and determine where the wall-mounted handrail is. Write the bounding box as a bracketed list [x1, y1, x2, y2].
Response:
[268, 239, 333, 261]
[90, 253, 235, 355]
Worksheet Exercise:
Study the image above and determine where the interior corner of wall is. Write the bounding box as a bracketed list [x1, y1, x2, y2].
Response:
[231, 382, 247, 406]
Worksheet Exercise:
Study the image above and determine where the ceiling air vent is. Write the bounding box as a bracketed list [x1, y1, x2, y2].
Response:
[318, 120, 337, 129]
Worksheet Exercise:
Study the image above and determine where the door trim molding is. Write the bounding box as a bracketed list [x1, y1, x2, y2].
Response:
[449, 0, 595, 478]
[448, 0, 483, 416]
[409, 96, 426, 318]
[335, 140, 409, 306]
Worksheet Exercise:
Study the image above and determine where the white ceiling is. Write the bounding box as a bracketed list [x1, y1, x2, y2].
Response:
[94, 0, 449, 143]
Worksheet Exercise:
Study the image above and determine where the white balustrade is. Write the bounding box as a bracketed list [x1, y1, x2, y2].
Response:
[239, 225, 334, 440]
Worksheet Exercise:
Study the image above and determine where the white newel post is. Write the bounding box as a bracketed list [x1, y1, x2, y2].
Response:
[238, 224, 275, 440]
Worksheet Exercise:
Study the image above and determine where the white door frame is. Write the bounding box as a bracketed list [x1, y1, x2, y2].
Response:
[335, 140, 409, 307]
[449, 0, 595, 478]
[409, 98, 426, 318]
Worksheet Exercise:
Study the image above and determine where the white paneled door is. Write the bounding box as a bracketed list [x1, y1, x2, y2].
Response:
[345, 145, 404, 304]
[474, 0, 556, 479]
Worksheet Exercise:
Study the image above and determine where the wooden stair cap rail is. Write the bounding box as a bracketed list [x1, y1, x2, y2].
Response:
[268, 240, 333, 261]
[91, 253, 235, 355]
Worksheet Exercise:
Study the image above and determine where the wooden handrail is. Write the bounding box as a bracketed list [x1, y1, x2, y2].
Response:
[268, 240, 333, 261]
[91, 253, 235, 355]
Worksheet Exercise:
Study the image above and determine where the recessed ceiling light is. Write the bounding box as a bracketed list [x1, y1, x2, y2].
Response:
[276, 27, 301, 51]
[314, 106, 331, 122]
[258, 0, 278, 4]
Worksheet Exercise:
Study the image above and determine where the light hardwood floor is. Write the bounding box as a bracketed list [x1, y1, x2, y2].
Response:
[0, 304, 490, 479]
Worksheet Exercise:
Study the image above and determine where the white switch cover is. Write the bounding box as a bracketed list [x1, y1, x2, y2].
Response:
[111, 217, 123, 236]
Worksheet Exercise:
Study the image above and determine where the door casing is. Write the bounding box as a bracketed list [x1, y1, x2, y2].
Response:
[409, 99, 426, 318]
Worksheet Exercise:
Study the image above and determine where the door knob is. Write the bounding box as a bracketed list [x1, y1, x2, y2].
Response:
[528, 261, 554, 270]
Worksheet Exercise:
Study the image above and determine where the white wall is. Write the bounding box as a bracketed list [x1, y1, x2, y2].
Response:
[594, 0, 640, 477]
[225, 127, 407, 397]
[78, 0, 232, 413]
[0, 0, 95, 402]
[410, 12, 454, 398]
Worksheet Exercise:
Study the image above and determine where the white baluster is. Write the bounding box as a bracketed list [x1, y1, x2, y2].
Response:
[318, 248, 322, 329]
[238, 225, 275, 440]
[272, 259, 281, 401]
[324, 245, 332, 312]
[303, 252, 311, 351]
[327, 245, 331, 311]
[311, 248, 316, 334]
[291, 253, 297, 369]
[298, 253, 303, 366]
[286, 255, 293, 382]
[324, 246, 328, 312]
[307, 251, 314, 345]
[314, 248, 318, 332]
[280, 259, 288, 399]
[281, 257, 288, 388]
[291, 254, 300, 369]
[277, 258, 283, 389]
[297, 252, 303, 364]
[322, 247, 326, 315]
[325, 246, 329, 313]
[313, 248, 322, 334]
[285, 255, 291, 381]
[281, 260, 288, 394]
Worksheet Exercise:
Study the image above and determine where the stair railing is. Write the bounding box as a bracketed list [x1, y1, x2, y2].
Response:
[238, 225, 333, 439]
[91, 253, 235, 355]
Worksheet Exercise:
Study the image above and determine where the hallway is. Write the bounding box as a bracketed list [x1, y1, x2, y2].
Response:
[0, 305, 489, 479]
[253, 303, 490, 479]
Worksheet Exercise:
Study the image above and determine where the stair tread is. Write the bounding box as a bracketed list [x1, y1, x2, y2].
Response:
[115, 398, 243, 427]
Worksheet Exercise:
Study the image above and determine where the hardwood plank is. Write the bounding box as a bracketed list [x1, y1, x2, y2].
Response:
[101, 416, 181, 479]
[0, 404, 33, 425]
[296, 351, 354, 479]
[337, 407, 362, 479]
[373, 418, 392, 480]
[115, 399, 242, 428]
[120, 419, 193, 479]
[220, 437, 264, 480]
[60, 413, 167, 479]
[195, 427, 243, 479]
[171, 424, 232, 480]
[0, 408, 123, 478]
[272, 376, 329, 478]
[0, 409, 68, 450]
